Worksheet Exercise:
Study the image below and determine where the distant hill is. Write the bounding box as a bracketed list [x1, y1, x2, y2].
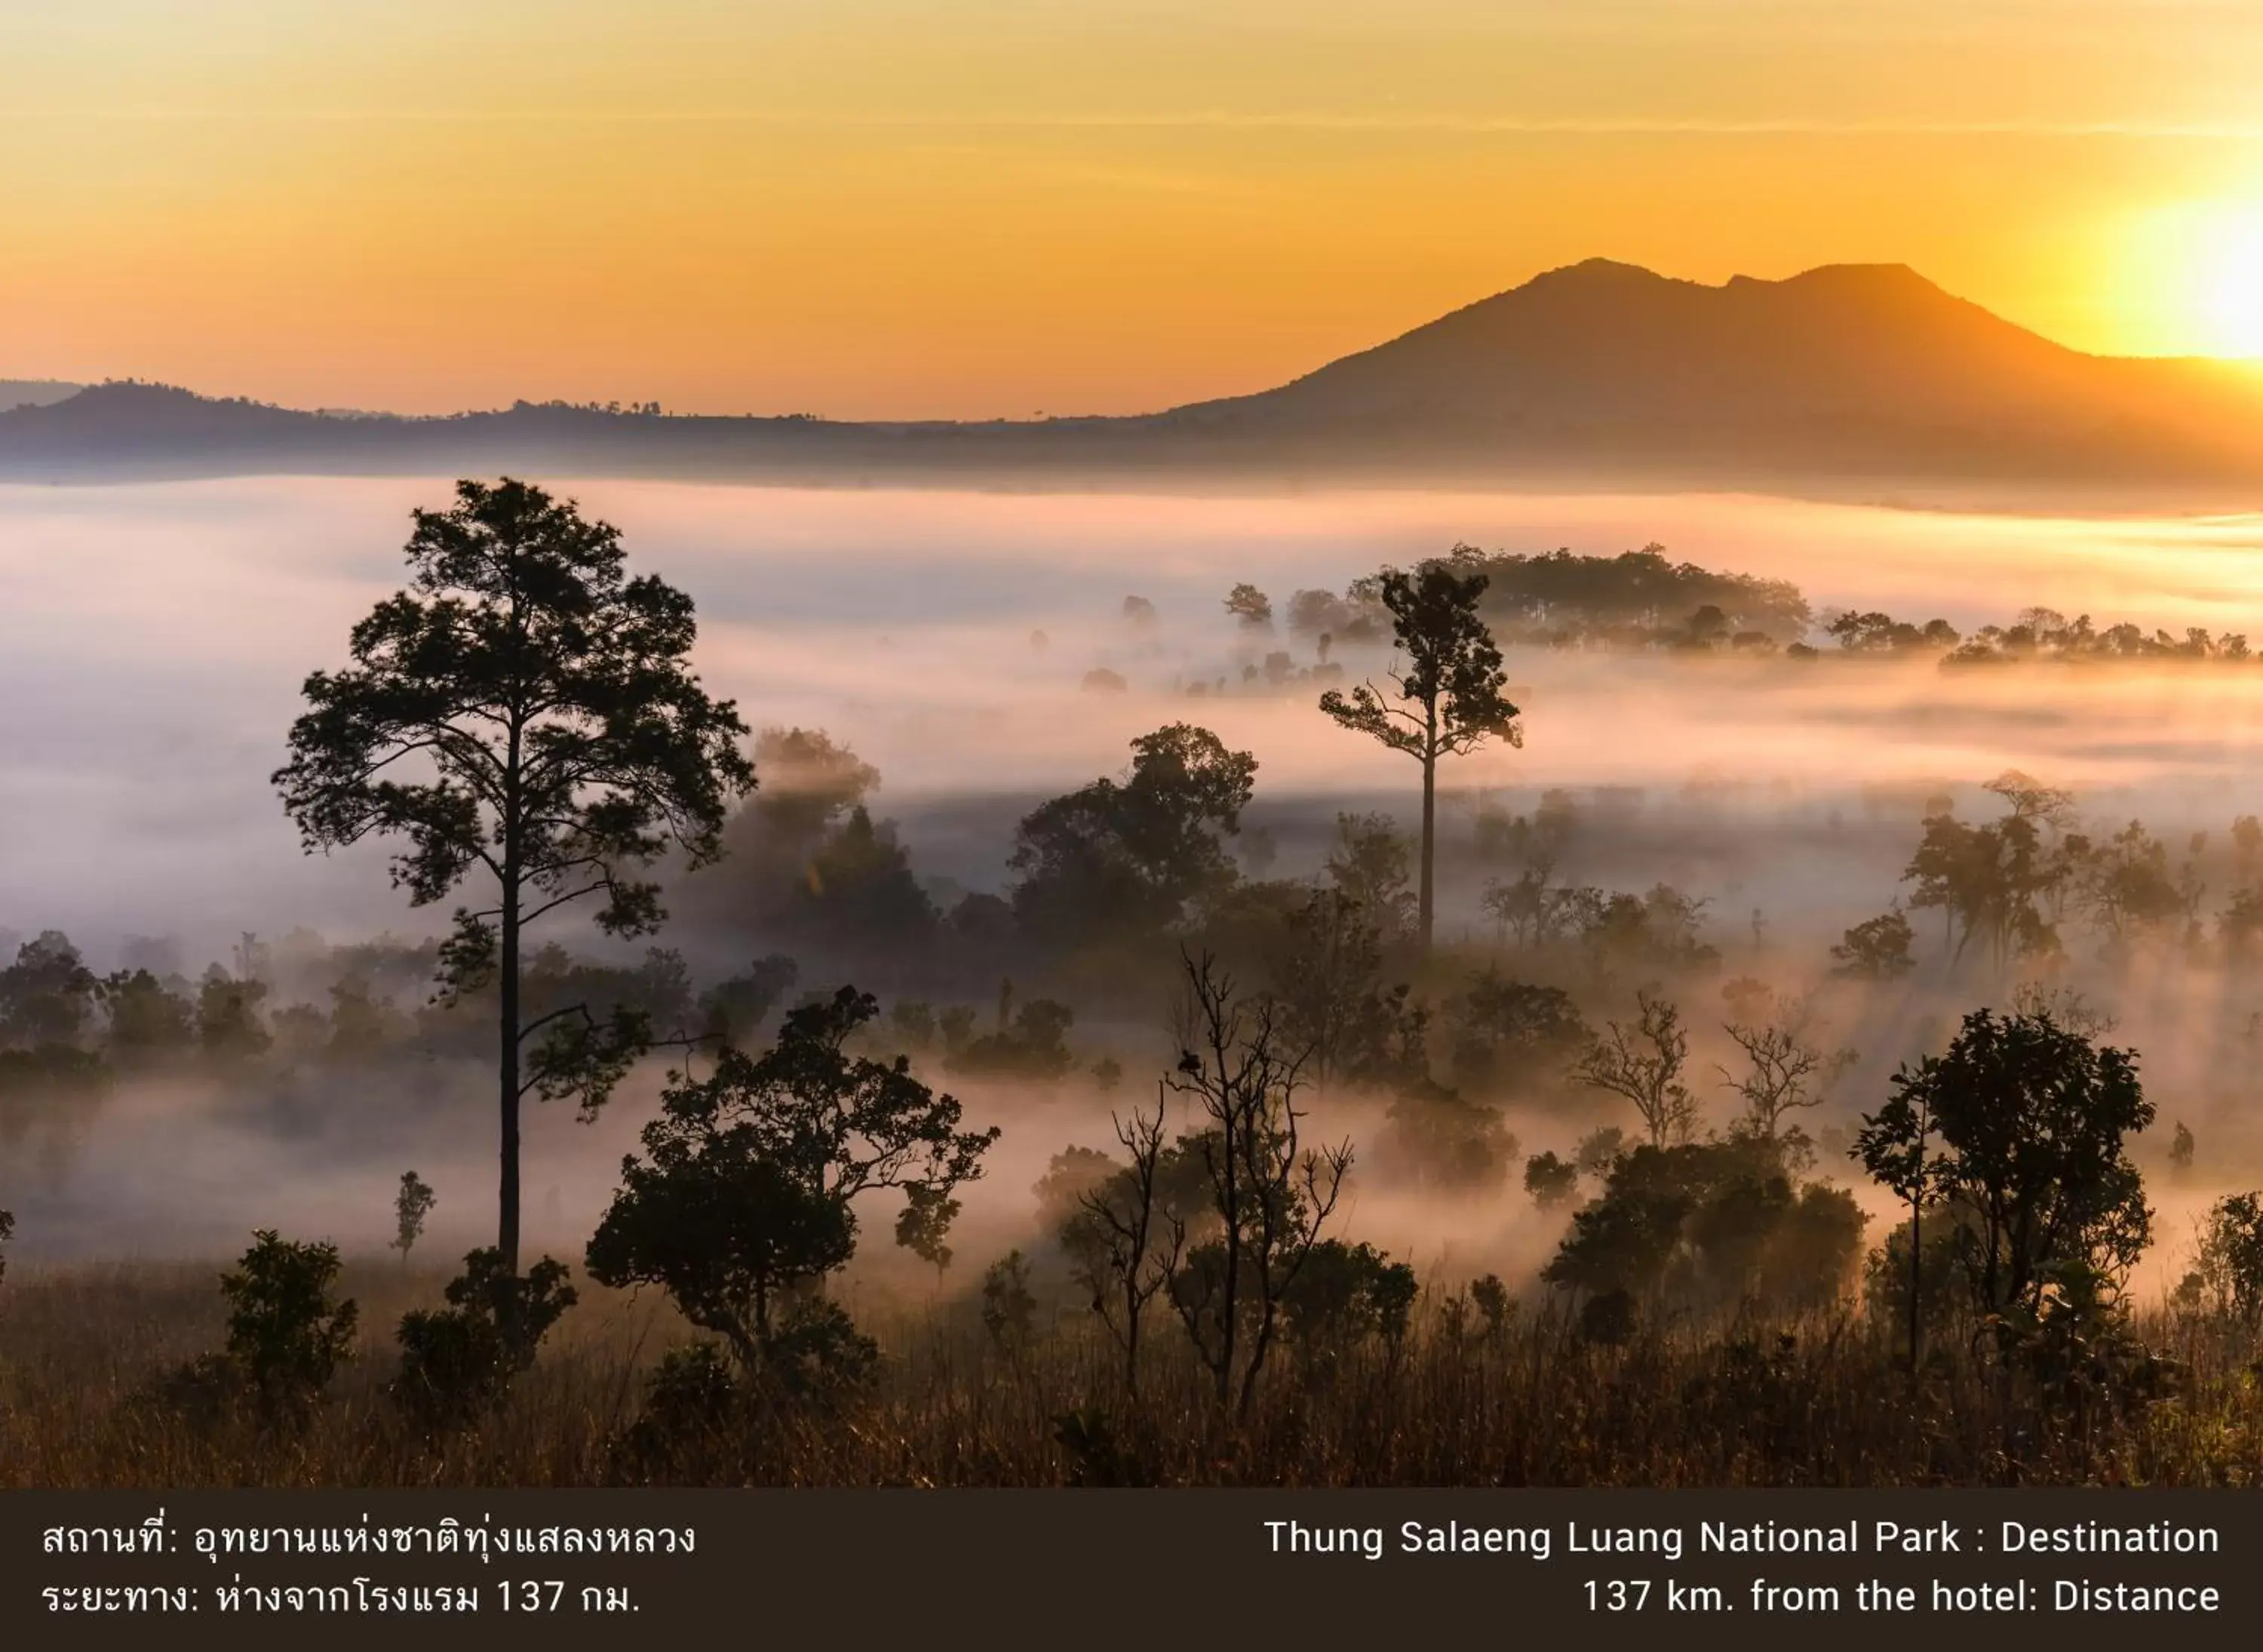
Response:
[7, 266, 2263, 495]
[1153, 259, 2263, 484]
[0, 379, 84, 411]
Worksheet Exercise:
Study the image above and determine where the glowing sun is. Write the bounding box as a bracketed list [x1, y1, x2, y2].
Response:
[2197, 210, 2263, 358]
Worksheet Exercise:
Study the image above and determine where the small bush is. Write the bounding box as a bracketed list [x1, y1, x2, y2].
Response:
[1052, 1405, 1149, 1487]
[217, 1230, 358, 1423]
[981, 1251, 1038, 1356]
[391, 1248, 576, 1429]
[1580, 1289, 1635, 1346]
[763, 1297, 880, 1402]
[1282, 1240, 1420, 1376]
[615, 1343, 742, 1477]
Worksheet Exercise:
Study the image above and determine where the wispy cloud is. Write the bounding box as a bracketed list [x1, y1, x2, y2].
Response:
[10, 108, 2263, 139]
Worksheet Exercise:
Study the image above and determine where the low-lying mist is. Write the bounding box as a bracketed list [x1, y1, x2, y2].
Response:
[8, 477, 2263, 947]
[8, 474, 2263, 1312]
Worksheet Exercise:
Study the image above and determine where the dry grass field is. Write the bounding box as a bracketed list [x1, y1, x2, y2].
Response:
[7, 1260, 2263, 1489]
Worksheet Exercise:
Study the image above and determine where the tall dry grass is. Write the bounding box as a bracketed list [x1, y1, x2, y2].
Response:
[5, 1261, 2261, 1488]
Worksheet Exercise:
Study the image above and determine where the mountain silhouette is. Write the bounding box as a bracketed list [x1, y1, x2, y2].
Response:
[7, 262, 2261, 494]
[1181, 260, 2172, 423]
[0, 379, 84, 412]
[1156, 259, 2263, 475]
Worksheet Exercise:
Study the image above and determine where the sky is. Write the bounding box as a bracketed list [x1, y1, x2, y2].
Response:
[8, 1, 2263, 418]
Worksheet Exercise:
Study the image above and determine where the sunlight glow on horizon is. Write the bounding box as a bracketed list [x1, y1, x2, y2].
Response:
[2200, 212, 2263, 359]
[9, 2, 2263, 414]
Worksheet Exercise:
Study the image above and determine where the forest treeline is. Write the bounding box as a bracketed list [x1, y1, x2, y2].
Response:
[1193, 543, 2261, 679]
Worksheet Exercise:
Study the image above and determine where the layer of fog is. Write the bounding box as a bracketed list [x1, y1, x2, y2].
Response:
[8, 477, 2263, 1294]
[9, 477, 2263, 953]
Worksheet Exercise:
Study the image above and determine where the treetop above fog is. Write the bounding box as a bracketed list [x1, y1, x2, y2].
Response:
[273, 476, 756, 944]
[1009, 723, 1259, 944]
[1432, 542, 1811, 643]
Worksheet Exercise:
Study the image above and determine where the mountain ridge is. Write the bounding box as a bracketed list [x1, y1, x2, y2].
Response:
[8, 260, 2263, 496]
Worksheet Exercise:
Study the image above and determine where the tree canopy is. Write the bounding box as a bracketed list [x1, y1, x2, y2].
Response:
[587, 986, 998, 1372]
[1009, 723, 1258, 946]
[1854, 1006, 2153, 1319]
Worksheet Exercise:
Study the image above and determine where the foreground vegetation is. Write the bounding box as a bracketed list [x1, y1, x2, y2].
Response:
[7, 1259, 2263, 1488]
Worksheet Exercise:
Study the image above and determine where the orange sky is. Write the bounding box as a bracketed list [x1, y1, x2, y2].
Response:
[8, 1, 2263, 418]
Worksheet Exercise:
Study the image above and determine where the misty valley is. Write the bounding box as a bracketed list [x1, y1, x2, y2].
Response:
[8, 476, 2263, 1488]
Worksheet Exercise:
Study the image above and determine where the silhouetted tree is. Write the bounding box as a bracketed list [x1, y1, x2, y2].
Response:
[0, 932, 97, 1049]
[1826, 611, 1959, 653]
[1581, 885, 1718, 979]
[1063, 1092, 1184, 1396]
[1902, 774, 2073, 970]
[1851, 1042, 1941, 1374]
[2169, 1120, 2196, 1180]
[980, 1250, 1038, 1356]
[391, 1248, 577, 1428]
[2235, 814, 2263, 882]
[1224, 583, 1273, 631]
[1285, 588, 1349, 638]
[391, 1171, 437, 1267]
[702, 731, 937, 969]
[195, 968, 271, 1061]
[1719, 996, 1855, 1146]
[219, 1230, 359, 1424]
[1280, 1239, 1417, 1378]
[1574, 1125, 1628, 1177]
[1469, 1273, 1512, 1345]
[2177, 1192, 2263, 1328]
[322, 973, 404, 1061]
[585, 987, 998, 1376]
[1524, 1150, 1579, 1210]
[273, 477, 754, 1273]
[732, 729, 876, 852]
[96, 969, 195, 1061]
[1474, 787, 1578, 871]
[1270, 888, 1422, 1088]
[1009, 724, 1257, 946]
[1163, 953, 1352, 1416]
[1544, 1138, 1862, 1313]
[701, 954, 800, 1049]
[2075, 820, 2187, 945]
[1481, 864, 1555, 947]
[1444, 968, 1589, 1095]
[1457, 544, 1810, 644]
[1377, 1079, 1519, 1190]
[1324, 812, 1417, 941]
[1830, 908, 1916, 978]
[949, 997, 1077, 1079]
[1856, 1006, 2151, 1330]
[791, 804, 938, 959]
[2222, 887, 2263, 964]
[1574, 992, 1696, 1146]
[1319, 561, 1522, 949]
